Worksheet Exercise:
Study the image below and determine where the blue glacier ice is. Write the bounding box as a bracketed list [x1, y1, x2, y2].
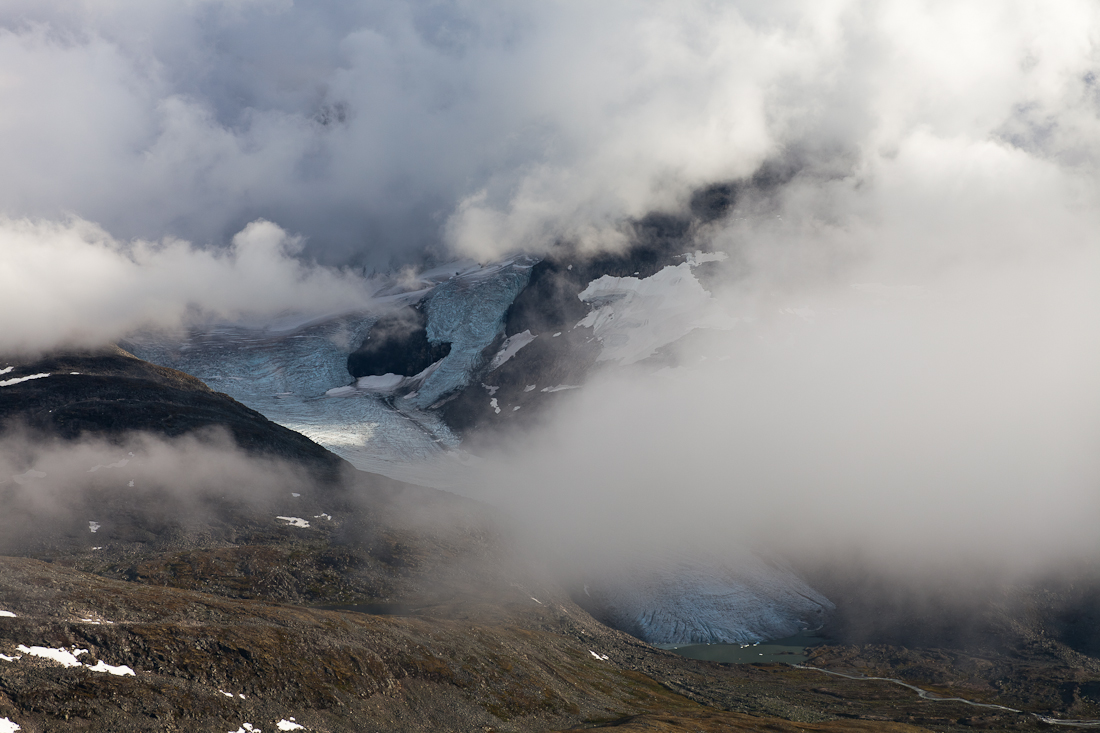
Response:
[584, 551, 833, 645]
[126, 258, 533, 486]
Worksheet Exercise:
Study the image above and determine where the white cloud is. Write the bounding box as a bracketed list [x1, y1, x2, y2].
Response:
[0, 217, 374, 353]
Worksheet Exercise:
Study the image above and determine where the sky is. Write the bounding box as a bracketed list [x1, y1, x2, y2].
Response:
[1, 1, 1098, 577]
[1, 1, 1098, 351]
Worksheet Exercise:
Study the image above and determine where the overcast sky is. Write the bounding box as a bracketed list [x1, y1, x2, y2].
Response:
[2, 2, 1099, 575]
[2, 1, 1099, 350]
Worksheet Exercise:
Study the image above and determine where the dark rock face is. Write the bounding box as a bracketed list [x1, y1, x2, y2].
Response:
[347, 306, 451, 379]
[0, 347, 342, 473]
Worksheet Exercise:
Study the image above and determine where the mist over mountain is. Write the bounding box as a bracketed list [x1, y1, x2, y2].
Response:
[2, 1, 1100, 731]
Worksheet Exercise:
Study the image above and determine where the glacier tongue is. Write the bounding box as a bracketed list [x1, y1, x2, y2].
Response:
[411, 259, 533, 408]
[584, 552, 833, 645]
[125, 259, 533, 488]
[125, 312, 467, 484]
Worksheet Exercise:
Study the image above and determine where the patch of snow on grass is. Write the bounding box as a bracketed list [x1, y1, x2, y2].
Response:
[489, 398, 500, 414]
[0, 654, 20, 662]
[0, 611, 16, 618]
[77, 616, 113, 625]
[588, 650, 609, 661]
[313, 513, 331, 520]
[487, 330, 536, 371]
[0, 373, 49, 387]
[17, 645, 86, 668]
[219, 690, 235, 698]
[523, 384, 536, 392]
[277, 720, 305, 731]
[291, 493, 300, 498]
[89, 522, 101, 533]
[0, 716, 20, 733]
[276, 516, 310, 528]
[228, 725, 260, 733]
[512, 406, 521, 411]
[86, 660, 135, 676]
[0, 367, 12, 375]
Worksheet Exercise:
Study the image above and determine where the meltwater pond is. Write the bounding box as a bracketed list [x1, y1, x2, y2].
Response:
[656, 630, 826, 665]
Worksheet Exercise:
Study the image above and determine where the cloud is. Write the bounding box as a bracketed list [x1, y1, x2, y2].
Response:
[0, 217, 375, 354]
[0, 1, 1097, 266]
[0, 0, 1098, 579]
[0, 426, 316, 554]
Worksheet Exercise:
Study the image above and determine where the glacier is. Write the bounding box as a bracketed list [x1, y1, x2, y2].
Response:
[125, 252, 832, 647]
[582, 551, 833, 645]
[126, 257, 533, 486]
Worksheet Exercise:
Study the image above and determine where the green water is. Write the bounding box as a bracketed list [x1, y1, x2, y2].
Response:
[655, 630, 826, 665]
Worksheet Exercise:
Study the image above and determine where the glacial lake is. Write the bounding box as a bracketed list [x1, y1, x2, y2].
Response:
[655, 630, 826, 665]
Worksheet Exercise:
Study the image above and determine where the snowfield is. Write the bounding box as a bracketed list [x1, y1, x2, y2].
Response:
[577, 262, 734, 365]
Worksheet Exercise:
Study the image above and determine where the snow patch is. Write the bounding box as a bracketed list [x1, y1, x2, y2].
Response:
[588, 650, 609, 661]
[540, 385, 580, 393]
[523, 384, 536, 392]
[0, 611, 16, 618]
[313, 513, 331, 520]
[481, 384, 499, 395]
[276, 516, 310, 528]
[489, 398, 500, 414]
[17, 645, 87, 668]
[89, 522, 101, 533]
[0, 367, 12, 375]
[487, 330, 537, 371]
[229, 725, 260, 733]
[0, 654, 20, 662]
[0, 716, 20, 733]
[86, 660, 135, 676]
[577, 264, 734, 365]
[0, 373, 49, 387]
[277, 720, 305, 731]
